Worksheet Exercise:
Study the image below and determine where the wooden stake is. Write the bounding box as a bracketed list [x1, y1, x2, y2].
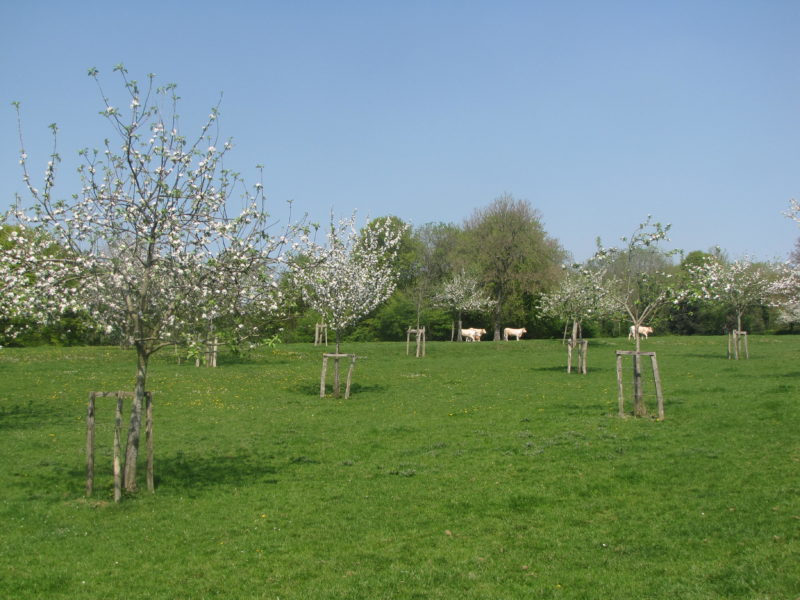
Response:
[113, 393, 123, 503]
[146, 392, 154, 493]
[616, 354, 625, 417]
[86, 393, 96, 497]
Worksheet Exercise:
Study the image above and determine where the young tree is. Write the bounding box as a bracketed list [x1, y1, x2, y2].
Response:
[8, 66, 298, 491]
[591, 218, 684, 351]
[687, 256, 774, 335]
[432, 270, 496, 341]
[292, 213, 406, 354]
[463, 194, 566, 340]
[591, 217, 685, 416]
[538, 265, 617, 344]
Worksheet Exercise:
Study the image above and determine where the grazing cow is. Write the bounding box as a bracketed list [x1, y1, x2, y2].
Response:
[628, 325, 654, 340]
[503, 327, 527, 341]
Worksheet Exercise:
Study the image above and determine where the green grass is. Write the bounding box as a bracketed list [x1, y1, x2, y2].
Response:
[1, 336, 798, 599]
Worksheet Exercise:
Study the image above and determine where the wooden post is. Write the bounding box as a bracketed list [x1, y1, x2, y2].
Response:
[615, 351, 665, 420]
[146, 392, 154, 493]
[407, 327, 426, 357]
[320, 355, 329, 397]
[86, 390, 154, 502]
[578, 339, 588, 374]
[344, 355, 357, 399]
[315, 323, 328, 346]
[566, 339, 588, 374]
[616, 353, 625, 418]
[567, 341, 573, 373]
[651, 355, 665, 421]
[86, 393, 96, 497]
[321, 354, 360, 399]
[113, 393, 123, 503]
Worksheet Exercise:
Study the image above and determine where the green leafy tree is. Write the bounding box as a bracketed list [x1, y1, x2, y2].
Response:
[462, 194, 566, 340]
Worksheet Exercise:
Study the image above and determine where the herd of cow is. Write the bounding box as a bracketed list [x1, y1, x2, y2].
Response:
[459, 325, 654, 342]
[460, 327, 528, 342]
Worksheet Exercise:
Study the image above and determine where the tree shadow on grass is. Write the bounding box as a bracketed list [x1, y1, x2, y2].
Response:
[0, 401, 68, 431]
[15, 447, 285, 503]
[289, 381, 389, 397]
[154, 449, 280, 494]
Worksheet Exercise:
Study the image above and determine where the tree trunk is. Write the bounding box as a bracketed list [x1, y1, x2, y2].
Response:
[123, 347, 149, 492]
[456, 312, 463, 342]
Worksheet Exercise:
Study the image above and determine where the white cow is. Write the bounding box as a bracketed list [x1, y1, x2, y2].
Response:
[460, 327, 486, 342]
[628, 325, 654, 340]
[503, 327, 527, 341]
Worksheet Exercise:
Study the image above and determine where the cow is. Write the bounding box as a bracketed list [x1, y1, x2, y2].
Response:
[503, 327, 527, 341]
[460, 327, 486, 342]
[628, 325, 654, 340]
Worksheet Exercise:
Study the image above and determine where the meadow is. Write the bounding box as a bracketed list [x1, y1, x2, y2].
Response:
[0, 335, 798, 599]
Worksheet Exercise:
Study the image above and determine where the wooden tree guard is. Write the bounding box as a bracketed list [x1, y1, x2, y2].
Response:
[566, 338, 588, 374]
[406, 326, 426, 357]
[727, 330, 749, 360]
[320, 353, 358, 399]
[86, 391, 154, 502]
[615, 351, 665, 420]
[314, 323, 328, 346]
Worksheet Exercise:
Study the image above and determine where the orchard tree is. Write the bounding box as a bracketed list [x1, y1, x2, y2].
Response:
[463, 194, 566, 340]
[772, 200, 800, 327]
[687, 256, 774, 335]
[590, 217, 685, 416]
[591, 217, 684, 351]
[538, 265, 617, 344]
[8, 66, 300, 492]
[432, 270, 496, 341]
[292, 213, 406, 354]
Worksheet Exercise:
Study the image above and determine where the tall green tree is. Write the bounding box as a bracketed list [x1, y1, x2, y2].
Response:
[462, 194, 565, 340]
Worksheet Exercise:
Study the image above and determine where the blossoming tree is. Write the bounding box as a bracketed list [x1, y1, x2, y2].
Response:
[292, 214, 405, 396]
[687, 257, 774, 335]
[771, 200, 800, 328]
[6, 66, 298, 492]
[538, 265, 617, 345]
[590, 217, 685, 416]
[293, 214, 406, 352]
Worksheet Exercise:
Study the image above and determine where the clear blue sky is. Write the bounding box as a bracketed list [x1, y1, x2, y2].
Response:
[2, 0, 798, 262]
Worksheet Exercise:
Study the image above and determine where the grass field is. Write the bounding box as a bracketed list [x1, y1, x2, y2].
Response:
[1, 335, 798, 599]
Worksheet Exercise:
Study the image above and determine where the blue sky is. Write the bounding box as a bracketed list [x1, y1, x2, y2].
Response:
[2, 0, 798, 262]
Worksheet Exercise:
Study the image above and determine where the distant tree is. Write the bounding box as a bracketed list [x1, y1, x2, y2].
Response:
[403, 222, 464, 331]
[462, 194, 566, 340]
[7, 66, 298, 492]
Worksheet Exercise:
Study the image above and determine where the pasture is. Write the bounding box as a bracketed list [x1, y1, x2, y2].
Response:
[1, 336, 798, 599]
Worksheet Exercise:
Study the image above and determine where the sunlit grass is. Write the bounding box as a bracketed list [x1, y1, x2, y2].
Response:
[0, 336, 798, 598]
